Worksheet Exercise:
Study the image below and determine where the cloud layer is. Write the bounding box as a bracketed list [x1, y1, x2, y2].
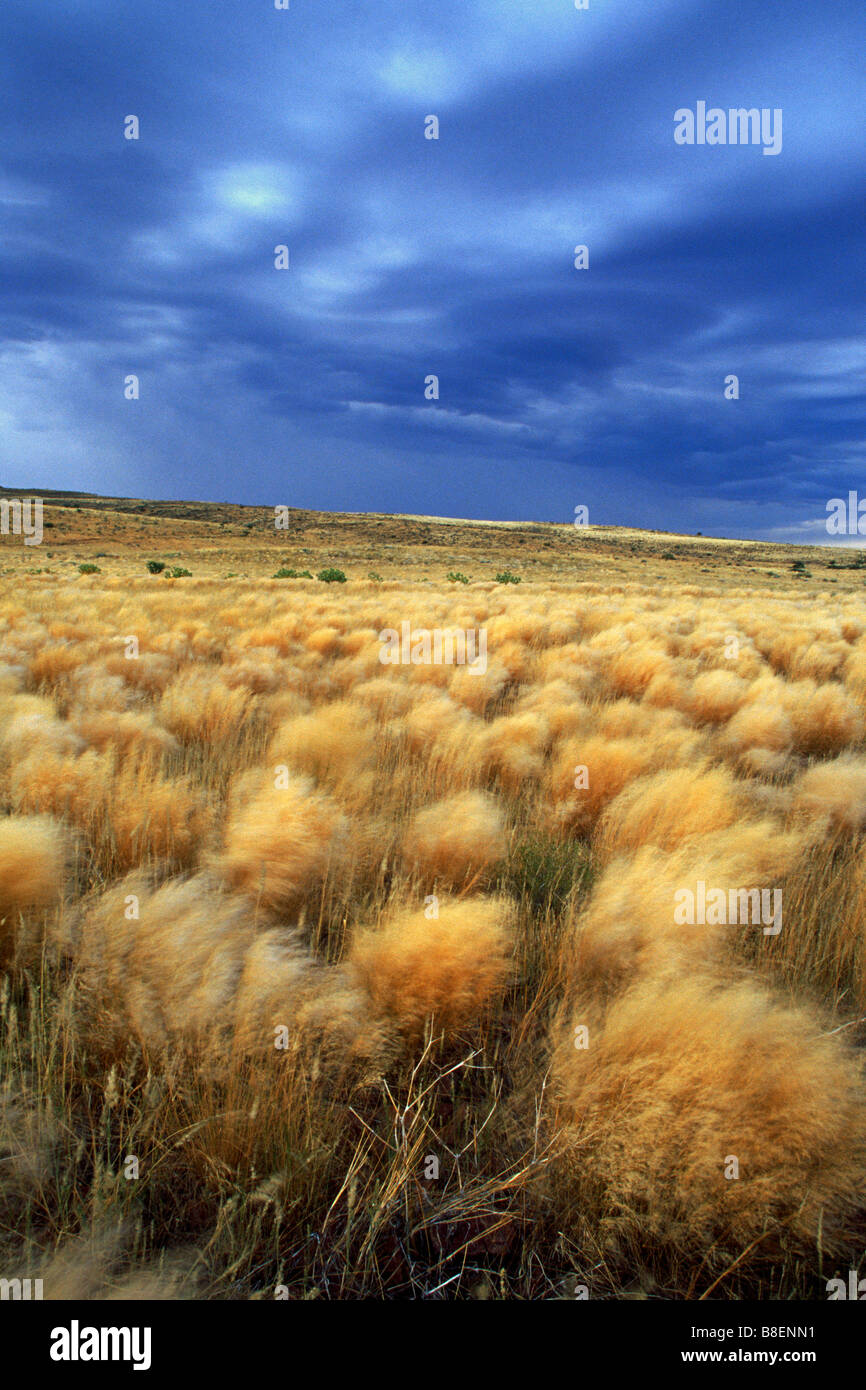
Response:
[1, 0, 864, 539]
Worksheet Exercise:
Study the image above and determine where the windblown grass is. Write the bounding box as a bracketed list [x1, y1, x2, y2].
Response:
[2, 564, 866, 1299]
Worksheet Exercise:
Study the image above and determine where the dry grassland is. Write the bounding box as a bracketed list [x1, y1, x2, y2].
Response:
[1, 493, 866, 1299]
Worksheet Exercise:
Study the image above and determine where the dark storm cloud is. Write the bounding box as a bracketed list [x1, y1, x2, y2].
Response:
[0, 0, 864, 538]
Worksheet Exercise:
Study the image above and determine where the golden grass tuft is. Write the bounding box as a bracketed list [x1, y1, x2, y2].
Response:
[0, 814, 67, 960]
[218, 769, 348, 913]
[400, 790, 507, 888]
[268, 699, 379, 788]
[790, 756, 866, 834]
[159, 668, 254, 743]
[348, 895, 515, 1040]
[594, 764, 744, 861]
[549, 973, 866, 1267]
[690, 668, 748, 724]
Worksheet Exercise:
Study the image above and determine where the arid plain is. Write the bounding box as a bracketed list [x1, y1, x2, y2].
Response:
[2, 492, 866, 1299]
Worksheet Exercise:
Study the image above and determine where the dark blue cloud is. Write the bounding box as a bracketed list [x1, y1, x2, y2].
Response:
[0, 0, 863, 539]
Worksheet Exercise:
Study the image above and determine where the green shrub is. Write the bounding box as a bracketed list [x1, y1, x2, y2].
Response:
[146, 560, 166, 574]
[495, 571, 521, 584]
[78, 563, 100, 574]
[165, 566, 192, 578]
[503, 836, 593, 917]
[274, 567, 313, 579]
[447, 571, 470, 584]
[317, 567, 347, 583]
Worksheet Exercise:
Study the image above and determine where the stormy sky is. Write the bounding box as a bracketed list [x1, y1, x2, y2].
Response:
[1, 0, 864, 540]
